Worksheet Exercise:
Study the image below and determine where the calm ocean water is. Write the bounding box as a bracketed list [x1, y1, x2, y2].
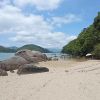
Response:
[0, 53, 68, 61]
[0, 53, 14, 61]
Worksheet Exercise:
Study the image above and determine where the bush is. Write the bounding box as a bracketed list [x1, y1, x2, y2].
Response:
[93, 44, 100, 59]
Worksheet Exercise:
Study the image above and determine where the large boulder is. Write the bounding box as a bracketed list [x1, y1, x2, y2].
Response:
[15, 49, 48, 63]
[17, 64, 49, 75]
[0, 49, 49, 76]
[0, 56, 29, 71]
[0, 69, 8, 76]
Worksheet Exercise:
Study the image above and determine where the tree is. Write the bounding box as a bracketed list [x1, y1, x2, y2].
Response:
[93, 44, 100, 59]
[62, 12, 100, 58]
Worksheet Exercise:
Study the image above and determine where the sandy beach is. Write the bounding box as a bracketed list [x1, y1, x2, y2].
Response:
[0, 59, 100, 100]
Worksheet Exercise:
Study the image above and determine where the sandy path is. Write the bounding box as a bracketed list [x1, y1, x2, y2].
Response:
[0, 60, 100, 100]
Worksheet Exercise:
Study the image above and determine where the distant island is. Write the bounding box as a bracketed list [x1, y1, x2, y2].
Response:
[0, 46, 16, 53]
[0, 44, 50, 53]
[62, 12, 100, 59]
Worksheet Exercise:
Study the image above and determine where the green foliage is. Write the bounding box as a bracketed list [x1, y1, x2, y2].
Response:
[0, 44, 50, 53]
[0, 46, 16, 53]
[17, 44, 50, 53]
[62, 39, 82, 56]
[62, 12, 100, 58]
[93, 44, 100, 59]
[94, 12, 100, 30]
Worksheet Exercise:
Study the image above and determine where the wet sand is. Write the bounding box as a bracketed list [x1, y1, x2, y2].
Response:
[0, 60, 100, 100]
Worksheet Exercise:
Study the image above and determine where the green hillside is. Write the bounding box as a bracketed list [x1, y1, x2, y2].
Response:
[17, 44, 50, 53]
[62, 12, 100, 59]
[0, 46, 16, 53]
[0, 44, 50, 53]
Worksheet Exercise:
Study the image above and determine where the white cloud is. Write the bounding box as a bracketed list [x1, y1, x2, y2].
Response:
[0, 0, 10, 7]
[13, 0, 62, 11]
[10, 32, 77, 48]
[0, 4, 77, 48]
[49, 14, 81, 27]
[0, 5, 52, 34]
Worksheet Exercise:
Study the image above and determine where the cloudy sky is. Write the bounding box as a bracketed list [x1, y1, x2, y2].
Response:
[0, 0, 100, 49]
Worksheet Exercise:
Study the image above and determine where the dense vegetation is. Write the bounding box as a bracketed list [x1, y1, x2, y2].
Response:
[62, 12, 100, 59]
[0, 44, 50, 53]
[18, 44, 50, 53]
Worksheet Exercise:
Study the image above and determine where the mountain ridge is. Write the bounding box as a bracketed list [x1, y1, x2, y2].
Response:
[0, 44, 50, 53]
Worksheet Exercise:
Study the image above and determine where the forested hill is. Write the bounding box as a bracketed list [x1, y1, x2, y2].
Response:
[0, 44, 50, 53]
[18, 44, 50, 53]
[62, 12, 100, 58]
[0, 46, 16, 53]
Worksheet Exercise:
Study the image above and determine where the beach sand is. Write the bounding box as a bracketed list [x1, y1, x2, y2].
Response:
[0, 59, 100, 100]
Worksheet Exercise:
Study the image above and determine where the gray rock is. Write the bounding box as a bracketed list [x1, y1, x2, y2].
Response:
[17, 64, 49, 75]
[0, 49, 48, 76]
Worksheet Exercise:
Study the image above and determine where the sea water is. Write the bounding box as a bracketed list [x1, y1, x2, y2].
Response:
[0, 53, 68, 61]
[0, 53, 14, 61]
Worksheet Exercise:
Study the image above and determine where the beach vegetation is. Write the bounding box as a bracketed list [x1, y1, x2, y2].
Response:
[62, 12, 100, 59]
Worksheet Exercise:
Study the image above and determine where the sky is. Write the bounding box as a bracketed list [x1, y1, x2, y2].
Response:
[0, 0, 100, 49]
